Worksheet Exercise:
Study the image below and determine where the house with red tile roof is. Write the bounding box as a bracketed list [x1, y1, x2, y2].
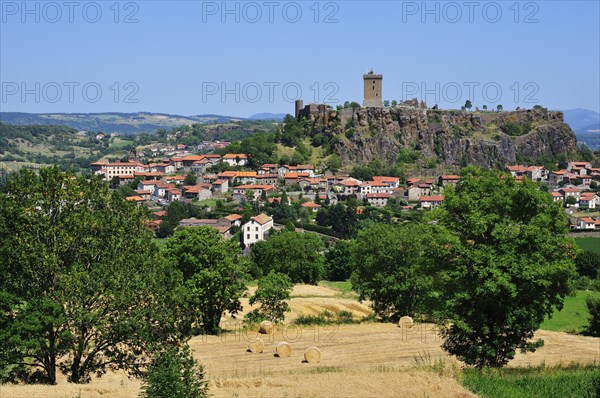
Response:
[232, 185, 276, 201]
[576, 217, 596, 230]
[222, 153, 249, 167]
[366, 192, 391, 207]
[242, 213, 274, 247]
[301, 201, 322, 212]
[580, 192, 600, 209]
[419, 195, 444, 209]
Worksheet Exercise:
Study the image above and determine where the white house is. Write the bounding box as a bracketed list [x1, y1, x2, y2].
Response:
[419, 195, 444, 209]
[242, 213, 273, 247]
[301, 201, 322, 212]
[232, 184, 276, 202]
[166, 188, 181, 203]
[366, 193, 391, 207]
[222, 154, 249, 166]
[559, 188, 582, 203]
[576, 217, 596, 230]
[372, 176, 400, 188]
[580, 192, 600, 209]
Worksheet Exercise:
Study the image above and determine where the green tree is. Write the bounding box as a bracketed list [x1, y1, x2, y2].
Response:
[565, 195, 577, 206]
[0, 167, 181, 384]
[483, 105, 488, 110]
[325, 240, 353, 281]
[497, 104, 503, 111]
[351, 223, 452, 319]
[163, 227, 247, 335]
[383, 100, 390, 107]
[391, 100, 398, 107]
[184, 172, 197, 186]
[464, 100, 473, 111]
[576, 251, 600, 279]
[326, 154, 342, 173]
[585, 297, 600, 337]
[431, 168, 577, 368]
[249, 271, 293, 323]
[140, 345, 208, 398]
[251, 232, 325, 284]
[501, 122, 524, 136]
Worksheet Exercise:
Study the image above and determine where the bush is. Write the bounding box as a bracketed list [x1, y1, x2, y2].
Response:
[501, 122, 524, 136]
[576, 251, 600, 279]
[294, 310, 357, 325]
[586, 296, 600, 337]
[140, 346, 208, 398]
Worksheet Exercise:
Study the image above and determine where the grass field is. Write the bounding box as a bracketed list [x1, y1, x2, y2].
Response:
[193, 199, 218, 208]
[319, 280, 357, 298]
[541, 290, 599, 333]
[575, 237, 600, 254]
[462, 365, 600, 398]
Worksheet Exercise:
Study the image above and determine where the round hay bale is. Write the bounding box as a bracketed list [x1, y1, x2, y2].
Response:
[303, 347, 321, 363]
[275, 342, 293, 358]
[247, 337, 265, 353]
[259, 320, 274, 334]
[398, 316, 414, 329]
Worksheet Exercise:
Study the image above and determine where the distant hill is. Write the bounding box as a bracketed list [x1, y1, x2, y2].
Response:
[0, 112, 249, 135]
[563, 108, 600, 131]
[248, 113, 286, 121]
[563, 108, 600, 149]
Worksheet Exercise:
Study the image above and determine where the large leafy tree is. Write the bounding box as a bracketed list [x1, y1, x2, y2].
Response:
[251, 231, 325, 284]
[249, 271, 293, 323]
[351, 223, 453, 319]
[431, 167, 577, 368]
[162, 227, 247, 335]
[325, 240, 353, 281]
[0, 167, 181, 384]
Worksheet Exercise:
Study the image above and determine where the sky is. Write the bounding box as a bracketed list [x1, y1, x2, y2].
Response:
[1, 0, 599, 117]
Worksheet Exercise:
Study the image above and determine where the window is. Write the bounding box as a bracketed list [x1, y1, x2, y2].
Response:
[256, 227, 259, 231]
[247, 234, 250, 239]
[255, 234, 258, 239]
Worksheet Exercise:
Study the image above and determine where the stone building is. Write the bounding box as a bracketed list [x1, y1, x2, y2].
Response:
[363, 70, 383, 108]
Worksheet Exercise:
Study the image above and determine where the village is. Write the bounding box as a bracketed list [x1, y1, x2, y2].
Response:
[89, 151, 600, 249]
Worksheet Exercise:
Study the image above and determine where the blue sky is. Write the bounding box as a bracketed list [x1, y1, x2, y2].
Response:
[1, 0, 599, 117]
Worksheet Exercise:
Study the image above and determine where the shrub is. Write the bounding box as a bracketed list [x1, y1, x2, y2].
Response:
[586, 296, 600, 337]
[140, 346, 208, 398]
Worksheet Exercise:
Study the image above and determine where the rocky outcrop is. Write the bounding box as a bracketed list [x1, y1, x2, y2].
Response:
[301, 106, 577, 169]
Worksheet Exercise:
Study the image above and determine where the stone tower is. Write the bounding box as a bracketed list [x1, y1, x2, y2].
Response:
[295, 100, 304, 118]
[363, 70, 383, 108]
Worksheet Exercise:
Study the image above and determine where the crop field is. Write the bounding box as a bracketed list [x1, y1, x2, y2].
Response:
[2, 285, 599, 398]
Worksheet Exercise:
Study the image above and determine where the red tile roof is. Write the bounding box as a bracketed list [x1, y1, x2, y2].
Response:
[301, 201, 321, 208]
[420, 195, 444, 202]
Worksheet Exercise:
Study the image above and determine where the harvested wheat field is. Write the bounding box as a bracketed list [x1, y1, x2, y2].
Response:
[2, 285, 599, 398]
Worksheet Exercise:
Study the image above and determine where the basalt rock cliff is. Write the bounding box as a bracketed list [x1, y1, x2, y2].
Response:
[301, 104, 577, 169]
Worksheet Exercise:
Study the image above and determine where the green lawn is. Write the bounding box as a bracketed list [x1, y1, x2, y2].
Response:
[193, 199, 218, 208]
[540, 290, 599, 333]
[462, 365, 600, 398]
[574, 237, 600, 254]
[319, 280, 353, 293]
[319, 280, 358, 298]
